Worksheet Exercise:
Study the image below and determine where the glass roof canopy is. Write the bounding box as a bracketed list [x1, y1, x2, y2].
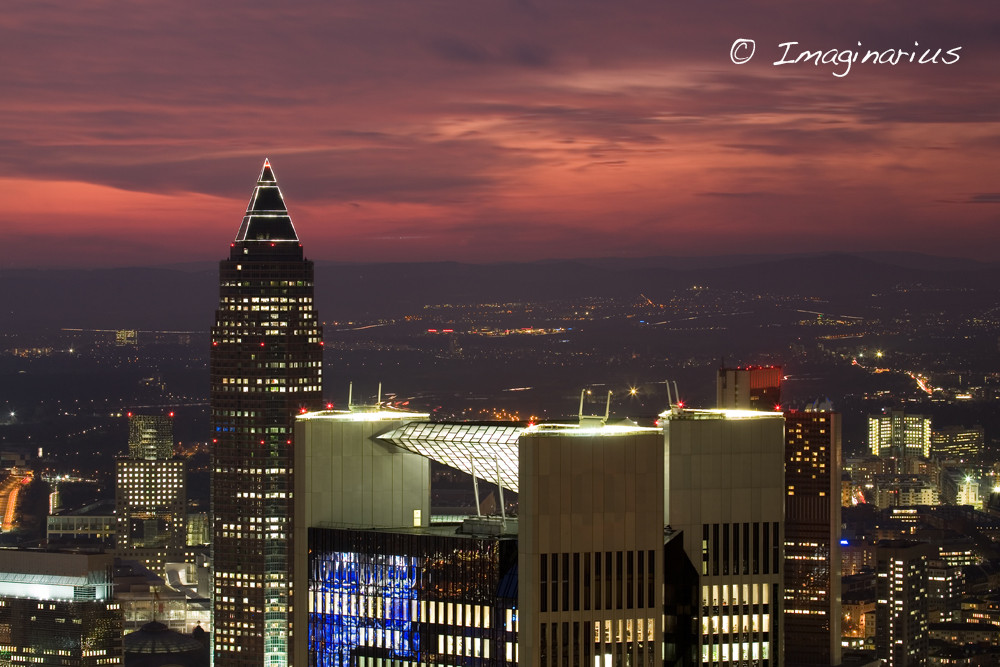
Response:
[378, 422, 525, 493]
[377, 420, 661, 494]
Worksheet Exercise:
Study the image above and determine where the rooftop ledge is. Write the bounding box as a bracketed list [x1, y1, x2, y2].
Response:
[659, 408, 786, 421]
[298, 408, 431, 422]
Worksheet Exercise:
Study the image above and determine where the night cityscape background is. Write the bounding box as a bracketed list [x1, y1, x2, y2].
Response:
[2, 1, 1000, 666]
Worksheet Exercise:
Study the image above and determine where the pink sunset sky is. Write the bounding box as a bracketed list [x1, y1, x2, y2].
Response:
[2, 0, 999, 268]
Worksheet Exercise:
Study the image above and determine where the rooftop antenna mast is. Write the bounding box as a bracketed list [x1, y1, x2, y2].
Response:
[347, 381, 353, 410]
[665, 380, 683, 411]
[496, 459, 506, 529]
[471, 457, 481, 517]
[377, 382, 382, 408]
[579, 389, 613, 427]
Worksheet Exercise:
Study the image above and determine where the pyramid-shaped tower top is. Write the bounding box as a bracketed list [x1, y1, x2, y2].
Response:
[259, 158, 276, 183]
[234, 159, 299, 243]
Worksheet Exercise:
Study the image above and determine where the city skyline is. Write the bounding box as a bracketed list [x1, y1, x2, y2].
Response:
[3, 1, 1000, 268]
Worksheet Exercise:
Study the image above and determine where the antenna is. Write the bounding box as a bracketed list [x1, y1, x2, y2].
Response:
[673, 381, 681, 406]
[603, 390, 612, 422]
[347, 381, 353, 409]
[377, 382, 382, 407]
[471, 457, 481, 517]
[578, 389, 586, 420]
[665, 380, 673, 407]
[496, 459, 506, 529]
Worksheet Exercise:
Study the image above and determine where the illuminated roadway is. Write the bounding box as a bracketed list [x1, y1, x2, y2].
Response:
[851, 357, 936, 396]
[0, 469, 33, 532]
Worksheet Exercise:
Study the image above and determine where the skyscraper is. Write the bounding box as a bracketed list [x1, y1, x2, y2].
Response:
[783, 407, 842, 667]
[662, 407, 786, 666]
[116, 413, 186, 573]
[211, 160, 323, 667]
[295, 406, 518, 666]
[518, 421, 666, 667]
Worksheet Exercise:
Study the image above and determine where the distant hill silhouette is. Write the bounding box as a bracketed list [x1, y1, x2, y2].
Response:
[3, 252, 999, 332]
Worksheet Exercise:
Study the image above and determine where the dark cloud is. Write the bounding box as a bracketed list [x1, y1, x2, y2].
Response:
[968, 194, 1000, 204]
[698, 192, 776, 198]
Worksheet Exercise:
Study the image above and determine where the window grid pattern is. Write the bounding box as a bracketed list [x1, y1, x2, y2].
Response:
[537, 550, 658, 667]
[699, 522, 778, 666]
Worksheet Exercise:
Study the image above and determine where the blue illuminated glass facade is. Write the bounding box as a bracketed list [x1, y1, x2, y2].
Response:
[309, 527, 518, 667]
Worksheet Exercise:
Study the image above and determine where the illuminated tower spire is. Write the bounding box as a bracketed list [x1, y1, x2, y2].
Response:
[234, 159, 300, 244]
[211, 159, 323, 667]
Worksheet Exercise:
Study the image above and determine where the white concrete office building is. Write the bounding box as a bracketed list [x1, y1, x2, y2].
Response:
[662, 408, 786, 667]
[518, 421, 665, 667]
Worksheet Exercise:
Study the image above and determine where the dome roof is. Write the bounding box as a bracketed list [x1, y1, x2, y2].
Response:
[125, 621, 203, 655]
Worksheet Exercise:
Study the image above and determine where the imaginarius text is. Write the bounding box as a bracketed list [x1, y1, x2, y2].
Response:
[774, 42, 961, 77]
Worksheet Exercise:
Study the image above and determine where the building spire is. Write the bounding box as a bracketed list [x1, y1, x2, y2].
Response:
[234, 158, 299, 243]
[259, 158, 276, 183]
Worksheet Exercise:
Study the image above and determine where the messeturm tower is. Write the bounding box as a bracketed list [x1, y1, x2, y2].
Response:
[211, 160, 323, 667]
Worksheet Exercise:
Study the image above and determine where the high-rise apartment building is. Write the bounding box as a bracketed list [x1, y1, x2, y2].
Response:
[116, 413, 186, 573]
[926, 559, 964, 623]
[662, 408, 786, 666]
[211, 160, 324, 667]
[783, 408, 842, 667]
[717, 366, 782, 412]
[875, 540, 933, 667]
[869, 411, 931, 460]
